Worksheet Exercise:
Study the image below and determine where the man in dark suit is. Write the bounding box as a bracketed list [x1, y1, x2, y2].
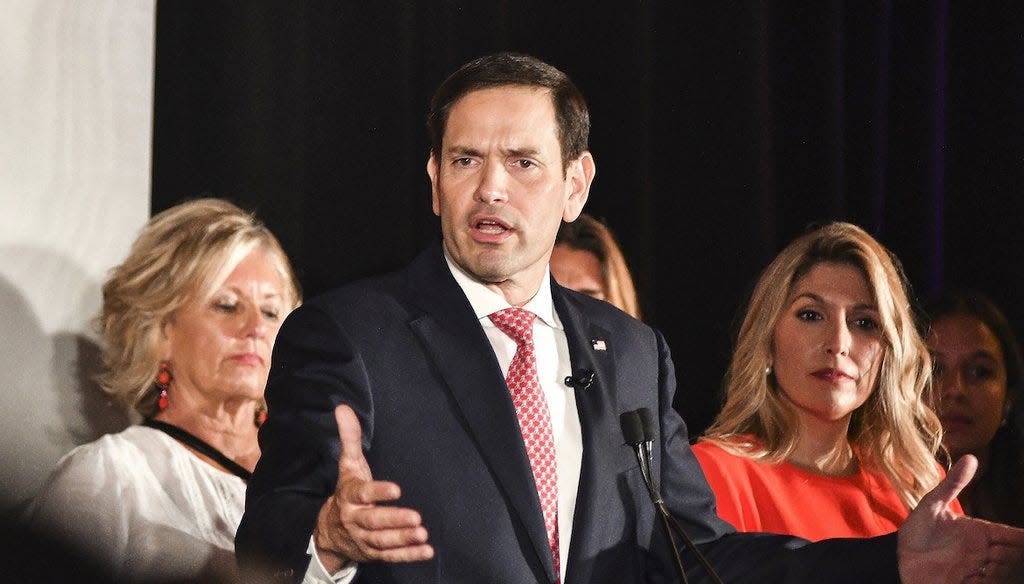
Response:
[236, 53, 1024, 583]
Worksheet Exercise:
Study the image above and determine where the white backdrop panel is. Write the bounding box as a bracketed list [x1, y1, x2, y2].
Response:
[0, 0, 155, 509]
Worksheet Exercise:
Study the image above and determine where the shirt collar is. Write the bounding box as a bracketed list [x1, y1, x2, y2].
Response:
[443, 250, 562, 330]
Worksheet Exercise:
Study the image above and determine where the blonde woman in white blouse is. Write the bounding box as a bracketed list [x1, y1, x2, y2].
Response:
[28, 199, 300, 582]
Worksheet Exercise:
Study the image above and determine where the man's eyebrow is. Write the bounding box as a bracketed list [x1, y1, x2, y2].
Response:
[444, 146, 483, 158]
[504, 147, 542, 158]
[442, 146, 544, 159]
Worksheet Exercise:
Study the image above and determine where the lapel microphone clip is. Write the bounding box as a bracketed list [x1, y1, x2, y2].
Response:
[563, 370, 595, 390]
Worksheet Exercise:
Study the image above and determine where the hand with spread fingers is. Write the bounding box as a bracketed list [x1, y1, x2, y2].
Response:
[313, 405, 435, 574]
[899, 455, 1024, 583]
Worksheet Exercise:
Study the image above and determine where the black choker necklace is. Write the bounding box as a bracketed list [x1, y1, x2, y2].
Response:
[143, 418, 253, 482]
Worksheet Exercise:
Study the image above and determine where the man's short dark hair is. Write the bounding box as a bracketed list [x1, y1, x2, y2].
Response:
[427, 52, 590, 170]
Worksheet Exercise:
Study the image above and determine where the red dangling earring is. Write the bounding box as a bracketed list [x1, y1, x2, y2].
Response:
[156, 361, 172, 410]
[254, 404, 268, 427]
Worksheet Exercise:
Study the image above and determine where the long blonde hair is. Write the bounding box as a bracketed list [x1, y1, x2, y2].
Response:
[98, 198, 301, 416]
[703, 222, 942, 509]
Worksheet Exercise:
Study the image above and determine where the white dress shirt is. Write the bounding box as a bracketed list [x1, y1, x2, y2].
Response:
[305, 255, 583, 583]
[446, 254, 584, 577]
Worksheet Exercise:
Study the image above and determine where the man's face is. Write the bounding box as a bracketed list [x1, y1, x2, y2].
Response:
[427, 86, 594, 302]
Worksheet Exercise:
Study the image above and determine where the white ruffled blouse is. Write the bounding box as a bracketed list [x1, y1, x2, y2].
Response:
[28, 425, 246, 582]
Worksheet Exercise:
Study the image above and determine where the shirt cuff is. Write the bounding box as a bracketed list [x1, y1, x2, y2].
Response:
[303, 535, 357, 584]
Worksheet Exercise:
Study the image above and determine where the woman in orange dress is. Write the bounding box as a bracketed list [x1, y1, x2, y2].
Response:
[692, 222, 960, 541]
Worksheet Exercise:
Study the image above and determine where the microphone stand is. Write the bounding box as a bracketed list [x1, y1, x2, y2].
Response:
[621, 410, 689, 583]
[621, 409, 725, 584]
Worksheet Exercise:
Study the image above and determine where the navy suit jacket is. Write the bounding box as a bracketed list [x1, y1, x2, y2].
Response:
[236, 244, 899, 583]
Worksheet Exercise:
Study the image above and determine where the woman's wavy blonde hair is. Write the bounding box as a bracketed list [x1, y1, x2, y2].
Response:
[97, 198, 301, 417]
[703, 222, 943, 509]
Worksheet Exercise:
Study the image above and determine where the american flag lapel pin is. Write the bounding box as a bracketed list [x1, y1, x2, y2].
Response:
[591, 339, 607, 351]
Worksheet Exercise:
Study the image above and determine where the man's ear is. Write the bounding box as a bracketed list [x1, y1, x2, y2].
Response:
[562, 151, 596, 222]
[427, 153, 441, 217]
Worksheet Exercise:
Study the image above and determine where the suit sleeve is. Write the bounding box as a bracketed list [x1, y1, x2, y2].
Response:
[648, 329, 900, 584]
[690, 442, 749, 532]
[236, 301, 372, 581]
[651, 329, 736, 544]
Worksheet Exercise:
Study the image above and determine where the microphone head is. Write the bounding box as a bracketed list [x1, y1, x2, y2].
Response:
[637, 407, 657, 441]
[619, 410, 645, 446]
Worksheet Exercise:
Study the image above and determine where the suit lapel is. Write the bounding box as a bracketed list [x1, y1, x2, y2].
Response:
[404, 247, 556, 580]
[552, 284, 619, 584]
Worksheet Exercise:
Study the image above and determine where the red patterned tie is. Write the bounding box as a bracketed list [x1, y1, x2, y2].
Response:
[489, 307, 560, 583]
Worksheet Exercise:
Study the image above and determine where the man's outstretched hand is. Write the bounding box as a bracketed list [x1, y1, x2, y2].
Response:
[898, 455, 1024, 583]
[313, 404, 434, 574]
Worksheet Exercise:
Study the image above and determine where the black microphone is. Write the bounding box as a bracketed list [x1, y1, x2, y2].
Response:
[619, 410, 645, 446]
[563, 369, 595, 390]
[637, 408, 657, 440]
[620, 408, 724, 584]
[633, 408, 660, 502]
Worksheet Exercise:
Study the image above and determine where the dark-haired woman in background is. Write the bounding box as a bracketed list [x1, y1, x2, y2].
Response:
[550, 213, 641, 318]
[927, 290, 1024, 527]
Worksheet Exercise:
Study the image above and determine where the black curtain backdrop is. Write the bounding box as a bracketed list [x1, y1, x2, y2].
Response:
[153, 2, 1023, 436]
